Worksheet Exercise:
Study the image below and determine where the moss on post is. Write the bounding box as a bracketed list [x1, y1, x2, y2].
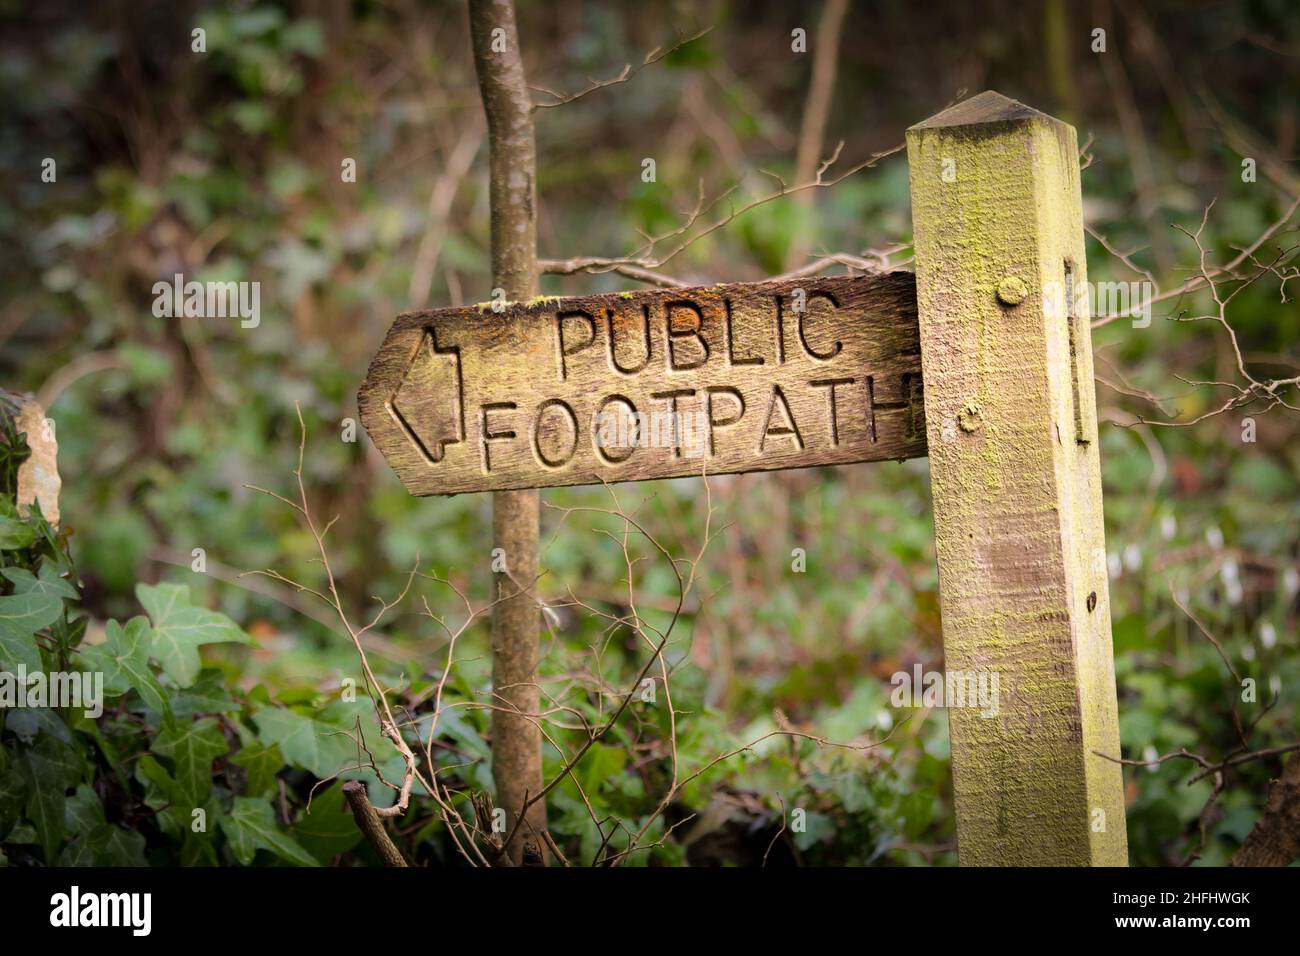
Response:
[907, 91, 1127, 865]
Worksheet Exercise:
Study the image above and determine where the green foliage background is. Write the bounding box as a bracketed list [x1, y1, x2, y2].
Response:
[0, 0, 1297, 865]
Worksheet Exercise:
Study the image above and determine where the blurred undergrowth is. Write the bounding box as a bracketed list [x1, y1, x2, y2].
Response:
[0, 0, 1296, 865]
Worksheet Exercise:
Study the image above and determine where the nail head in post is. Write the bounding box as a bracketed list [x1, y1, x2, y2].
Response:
[996, 275, 1028, 307]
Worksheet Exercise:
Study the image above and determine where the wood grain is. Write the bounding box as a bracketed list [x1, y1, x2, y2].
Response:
[908, 90, 1127, 865]
[359, 272, 926, 495]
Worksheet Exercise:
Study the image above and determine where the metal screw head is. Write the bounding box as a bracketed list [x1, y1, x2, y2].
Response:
[996, 276, 1028, 306]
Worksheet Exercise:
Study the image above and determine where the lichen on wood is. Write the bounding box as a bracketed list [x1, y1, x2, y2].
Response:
[907, 91, 1128, 866]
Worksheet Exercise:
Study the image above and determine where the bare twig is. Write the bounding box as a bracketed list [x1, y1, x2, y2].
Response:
[537, 142, 904, 286]
[531, 27, 712, 110]
[343, 781, 409, 866]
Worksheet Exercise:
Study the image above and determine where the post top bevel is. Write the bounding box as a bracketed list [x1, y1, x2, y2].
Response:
[908, 89, 1062, 133]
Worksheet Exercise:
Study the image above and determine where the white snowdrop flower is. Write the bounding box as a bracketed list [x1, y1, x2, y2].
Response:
[1283, 567, 1300, 597]
[1206, 526, 1225, 550]
[1269, 675, 1282, 697]
[1259, 621, 1276, 649]
[1160, 514, 1177, 540]
[876, 709, 893, 731]
[1221, 558, 1239, 583]
[1108, 552, 1122, 579]
[1242, 644, 1256, 661]
[1226, 577, 1243, 606]
[1142, 745, 1160, 773]
[1123, 543, 1142, 571]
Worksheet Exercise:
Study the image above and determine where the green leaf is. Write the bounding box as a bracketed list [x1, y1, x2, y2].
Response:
[20, 734, 83, 862]
[77, 617, 171, 717]
[72, 715, 130, 792]
[58, 835, 96, 866]
[282, 19, 325, 58]
[292, 783, 362, 863]
[0, 591, 61, 673]
[60, 820, 148, 867]
[180, 813, 221, 867]
[133, 755, 188, 838]
[64, 784, 105, 836]
[253, 706, 358, 779]
[151, 717, 228, 807]
[5, 823, 37, 845]
[0, 765, 27, 840]
[137, 582, 251, 687]
[425, 707, 491, 760]
[0, 515, 37, 550]
[220, 797, 319, 867]
[559, 742, 626, 807]
[1, 565, 78, 600]
[89, 823, 148, 866]
[231, 741, 284, 798]
[171, 668, 241, 717]
[791, 810, 837, 852]
[5, 705, 71, 745]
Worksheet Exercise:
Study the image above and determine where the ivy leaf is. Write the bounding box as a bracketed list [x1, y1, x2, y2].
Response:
[0, 591, 61, 673]
[151, 717, 228, 807]
[1, 566, 79, 600]
[88, 823, 148, 866]
[292, 783, 362, 863]
[253, 706, 358, 779]
[135, 756, 221, 866]
[133, 755, 188, 838]
[231, 741, 285, 798]
[77, 617, 171, 718]
[61, 821, 148, 867]
[220, 797, 319, 867]
[137, 583, 251, 687]
[58, 783, 145, 867]
[179, 815, 221, 867]
[5, 705, 71, 746]
[171, 668, 242, 717]
[58, 836, 96, 867]
[0, 514, 37, 551]
[70, 714, 130, 791]
[0, 765, 27, 840]
[64, 784, 105, 837]
[20, 734, 83, 863]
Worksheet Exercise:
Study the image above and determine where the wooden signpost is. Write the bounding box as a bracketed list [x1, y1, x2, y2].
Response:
[359, 273, 926, 494]
[907, 92, 1127, 866]
[359, 91, 1128, 866]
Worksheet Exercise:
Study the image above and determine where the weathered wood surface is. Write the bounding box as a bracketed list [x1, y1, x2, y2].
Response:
[908, 90, 1127, 865]
[1, 391, 60, 527]
[360, 273, 926, 495]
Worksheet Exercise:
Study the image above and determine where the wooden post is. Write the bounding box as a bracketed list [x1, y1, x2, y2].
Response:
[906, 91, 1128, 865]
